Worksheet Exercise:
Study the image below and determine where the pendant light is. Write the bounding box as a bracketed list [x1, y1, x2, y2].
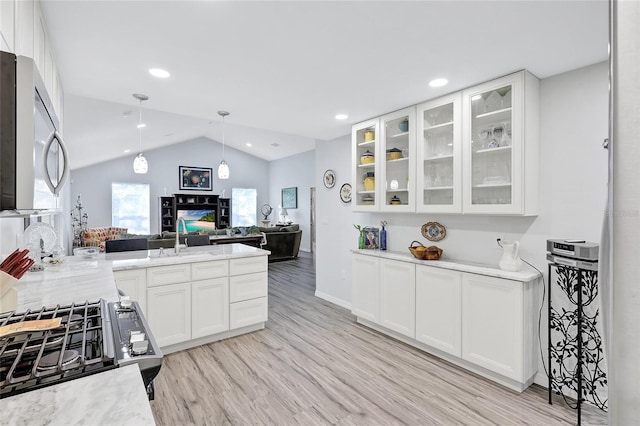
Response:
[218, 110, 230, 179]
[133, 93, 149, 174]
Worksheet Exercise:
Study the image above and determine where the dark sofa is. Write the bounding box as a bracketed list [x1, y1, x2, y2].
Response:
[259, 225, 302, 261]
[115, 226, 302, 261]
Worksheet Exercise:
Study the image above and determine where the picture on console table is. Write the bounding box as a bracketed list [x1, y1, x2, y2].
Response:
[179, 166, 213, 191]
[281, 187, 298, 209]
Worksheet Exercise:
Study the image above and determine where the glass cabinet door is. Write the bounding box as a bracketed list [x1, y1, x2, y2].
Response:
[416, 93, 462, 213]
[380, 107, 415, 212]
[351, 119, 380, 211]
[463, 71, 527, 214]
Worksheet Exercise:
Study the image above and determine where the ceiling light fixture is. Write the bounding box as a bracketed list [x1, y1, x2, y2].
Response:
[429, 78, 448, 88]
[335, 114, 348, 120]
[132, 93, 149, 174]
[246, 142, 252, 147]
[218, 111, 230, 179]
[149, 68, 170, 78]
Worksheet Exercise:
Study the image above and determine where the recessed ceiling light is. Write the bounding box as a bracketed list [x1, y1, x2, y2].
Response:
[429, 78, 448, 88]
[136, 123, 146, 129]
[149, 68, 170, 78]
[271, 143, 280, 147]
[335, 114, 348, 120]
[246, 142, 252, 147]
[124, 149, 131, 153]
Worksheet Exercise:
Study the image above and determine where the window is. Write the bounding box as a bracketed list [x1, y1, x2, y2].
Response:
[231, 188, 257, 226]
[112, 183, 150, 234]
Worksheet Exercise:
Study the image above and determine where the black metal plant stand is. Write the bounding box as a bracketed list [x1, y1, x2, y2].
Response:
[547, 263, 607, 425]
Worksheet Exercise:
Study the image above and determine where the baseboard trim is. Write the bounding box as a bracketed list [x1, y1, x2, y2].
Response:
[315, 291, 352, 310]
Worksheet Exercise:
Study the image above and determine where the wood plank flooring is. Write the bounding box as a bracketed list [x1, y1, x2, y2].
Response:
[150, 252, 606, 425]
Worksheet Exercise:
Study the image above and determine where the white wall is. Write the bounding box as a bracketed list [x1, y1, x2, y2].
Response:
[315, 61, 609, 384]
[70, 136, 270, 233]
[269, 150, 315, 252]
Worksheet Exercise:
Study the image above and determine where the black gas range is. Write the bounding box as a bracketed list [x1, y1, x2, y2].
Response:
[0, 299, 162, 399]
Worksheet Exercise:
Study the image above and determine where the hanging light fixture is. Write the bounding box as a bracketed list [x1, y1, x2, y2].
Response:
[133, 93, 149, 174]
[218, 110, 230, 179]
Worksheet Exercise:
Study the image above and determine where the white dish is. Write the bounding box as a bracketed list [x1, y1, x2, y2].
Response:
[23, 222, 58, 254]
[73, 247, 100, 258]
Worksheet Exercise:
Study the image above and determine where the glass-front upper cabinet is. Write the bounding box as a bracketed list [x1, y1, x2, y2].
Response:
[351, 118, 380, 211]
[416, 93, 462, 213]
[462, 71, 540, 215]
[379, 107, 415, 212]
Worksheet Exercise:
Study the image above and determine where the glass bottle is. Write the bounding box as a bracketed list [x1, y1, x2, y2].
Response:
[380, 225, 387, 251]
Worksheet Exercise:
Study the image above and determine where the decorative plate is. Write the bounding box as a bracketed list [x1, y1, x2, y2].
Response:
[340, 183, 352, 203]
[323, 169, 336, 188]
[421, 221, 446, 242]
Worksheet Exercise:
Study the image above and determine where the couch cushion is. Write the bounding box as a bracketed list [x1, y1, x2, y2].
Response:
[280, 225, 299, 232]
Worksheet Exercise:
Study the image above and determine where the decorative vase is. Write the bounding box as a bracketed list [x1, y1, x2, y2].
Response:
[380, 226, 387, 251]
[358, 231, 365, 249]
[499, 240, 522, 271]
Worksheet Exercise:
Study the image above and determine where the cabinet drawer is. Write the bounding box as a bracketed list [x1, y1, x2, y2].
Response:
[229, 256, 267, 276]
[147, 264, 190, 287]
[230, 272, 267, 303]
[230, 297, 267, 329]
[192, 260, 228, 281]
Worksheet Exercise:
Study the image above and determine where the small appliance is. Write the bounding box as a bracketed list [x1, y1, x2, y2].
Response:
[546, 239, 599, 271]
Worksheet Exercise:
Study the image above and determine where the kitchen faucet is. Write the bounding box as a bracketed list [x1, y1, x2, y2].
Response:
[175, 217, 188, 254]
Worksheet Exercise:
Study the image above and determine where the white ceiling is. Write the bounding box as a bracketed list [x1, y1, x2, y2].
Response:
[40, 1, 608, 170]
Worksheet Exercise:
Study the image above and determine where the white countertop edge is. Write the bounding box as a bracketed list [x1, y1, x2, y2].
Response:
[351, 249, 541, 282]
[2, 364, 155, 425]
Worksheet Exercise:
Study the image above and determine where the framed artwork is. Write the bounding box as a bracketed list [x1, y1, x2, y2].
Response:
[363, 227, 379, 249]
[281, 187, 298, 209]
[179, 166, 213, 191]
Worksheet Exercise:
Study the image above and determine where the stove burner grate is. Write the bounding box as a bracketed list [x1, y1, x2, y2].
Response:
[36, 350, 81, 371]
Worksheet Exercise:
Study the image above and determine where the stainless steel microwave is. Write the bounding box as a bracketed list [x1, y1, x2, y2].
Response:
[0, 51, 70, 214]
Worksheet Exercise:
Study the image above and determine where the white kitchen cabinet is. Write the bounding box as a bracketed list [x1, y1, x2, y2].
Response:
[351, 254, 380, 322]
[113, 269, 147, 315]
[192, 259, 228, 281]
[416, 93, 463, 213]
[14, 0, 33, 58]
[379, 258, 415, 338]
[415, 265, 461, 356]
[351, 251, 539, 391]
[379, 107, 416, 212]
[146, 264, 190, 287]
[192, 277, 229, 338]
[351, 118, 380, 211]
[229, 256, 267, 276]
[230, 297, 267, 330]
[147, 282, 191, 347]
[461, 273, 530, 381]
[230, 272, 268, 303]
[462, 71, 539, 215]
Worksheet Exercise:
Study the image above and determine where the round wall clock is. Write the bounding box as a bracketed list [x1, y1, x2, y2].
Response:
[421, 221, 446, 242]
[340, 183, 352, 203]
[323, 169, 336, 188]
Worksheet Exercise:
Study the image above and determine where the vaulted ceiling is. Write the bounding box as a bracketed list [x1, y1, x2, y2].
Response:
[40, 1, 608, 169]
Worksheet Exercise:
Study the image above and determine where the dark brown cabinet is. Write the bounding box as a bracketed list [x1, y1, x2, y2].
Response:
[158, 194, 231, 233]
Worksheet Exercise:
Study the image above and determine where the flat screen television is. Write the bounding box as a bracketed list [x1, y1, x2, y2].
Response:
[176, 209, 216, 233]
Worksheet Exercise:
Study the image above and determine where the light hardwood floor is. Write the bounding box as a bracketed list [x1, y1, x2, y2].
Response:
[150, 252, 605, 425]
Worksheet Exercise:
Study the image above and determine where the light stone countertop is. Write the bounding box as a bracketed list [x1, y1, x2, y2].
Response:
[2, 243, 270, 424]
[1, 364, 155, 426]
[108, 242, 270, 271]
[352, 249, 541, 282]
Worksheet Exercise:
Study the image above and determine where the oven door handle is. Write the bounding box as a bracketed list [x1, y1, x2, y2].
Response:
[101, 299, 116, 360]
[42, 130, 70, 196]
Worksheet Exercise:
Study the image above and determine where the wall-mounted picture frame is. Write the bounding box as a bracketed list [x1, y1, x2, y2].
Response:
[179, 166, 213, 191]
[281, 187, 298, 209]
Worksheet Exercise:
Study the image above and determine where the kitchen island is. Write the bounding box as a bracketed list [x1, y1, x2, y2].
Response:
[2, 243, 269, 424]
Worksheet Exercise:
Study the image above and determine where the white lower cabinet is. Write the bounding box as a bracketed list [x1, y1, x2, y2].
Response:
[113, 269, 147, 315]
[351, 254, 380, 322]
[147, 282, 191, 347]
[352, 252, 538, 392]
[192, 277, 229, 338]
[114, 255, 268, 352]
[415, 266, 461, 357]
[379, 259, 415, 338]
[461, 273, 524, 381]
[230, 297, 268, 330]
